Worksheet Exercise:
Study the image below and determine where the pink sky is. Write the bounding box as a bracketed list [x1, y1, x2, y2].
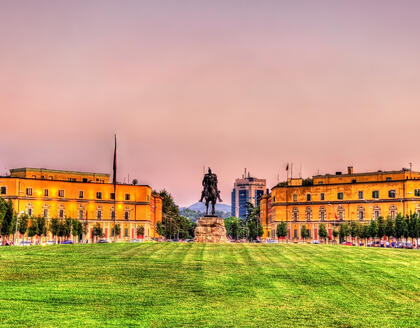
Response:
[1, 1, 420, 206]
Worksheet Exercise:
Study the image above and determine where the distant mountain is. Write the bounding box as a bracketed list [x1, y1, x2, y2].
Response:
[179, 202, 231, 221]
[187, 202, 231, 214]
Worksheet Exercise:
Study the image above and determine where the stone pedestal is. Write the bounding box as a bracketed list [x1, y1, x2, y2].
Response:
[194, 216, 227, 243]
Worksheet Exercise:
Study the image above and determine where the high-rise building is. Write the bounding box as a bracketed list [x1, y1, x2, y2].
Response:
[231, 169, 266, 218]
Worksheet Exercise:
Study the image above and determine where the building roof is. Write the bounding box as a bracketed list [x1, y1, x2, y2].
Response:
[9, 167, 110, 177]
[313, 169, 417, 178]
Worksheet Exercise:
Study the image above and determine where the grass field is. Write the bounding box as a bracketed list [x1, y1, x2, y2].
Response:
[0, 243, 419, 328]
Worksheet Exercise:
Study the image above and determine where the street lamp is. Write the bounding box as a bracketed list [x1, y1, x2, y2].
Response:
[14, 211, 25, 245]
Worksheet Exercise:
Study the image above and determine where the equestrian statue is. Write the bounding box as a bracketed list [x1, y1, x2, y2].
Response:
[199, 168, 222, 216]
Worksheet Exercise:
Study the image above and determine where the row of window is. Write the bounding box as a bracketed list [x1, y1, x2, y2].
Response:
[290, 205, 403, 222]
[297, 189, 404, 202]
[1, 187, 133, 200]
[26, 206, 132, 220]
[29, 175, 105, 183]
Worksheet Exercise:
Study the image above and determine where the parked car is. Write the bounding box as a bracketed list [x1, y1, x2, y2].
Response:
[97, 239, 110, 243]
[395, 242, 404, 248]
[183, 239, 194, 243]
[404, 242, 413, 249]
[45, 240, 56, 245]
[129, 239, 143, 243]
[19, 241, 32, 246]
[311, 240, 321, 244]
[61, 240, 73, 244]
[341, 241, 354, 246]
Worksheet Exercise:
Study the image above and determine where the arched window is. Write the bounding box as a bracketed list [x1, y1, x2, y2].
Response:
[292, 207, 298, 221]
[26, 203, 33, 217]
[305, 207, 312, 221]
[319, 206, 326, 221]
[124, 207, 130, 220]
[96, 206, 103, 220]
[78, 205, 85, 220]
[110, 206, 115, 220]
[337, 205, 345, 221]
[358, 206, 365, 221]
[389, 205, 397, 219]
[58, 204, 65, 218]
[42, 204, 50, 218]
[373, 205, 381, 219]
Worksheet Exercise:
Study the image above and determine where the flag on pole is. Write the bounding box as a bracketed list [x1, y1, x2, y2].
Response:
[113, 134, 117, 186]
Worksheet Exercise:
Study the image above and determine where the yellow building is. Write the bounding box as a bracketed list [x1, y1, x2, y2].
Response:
[0, 168, 162, 242]
[261, 166, 420, 241]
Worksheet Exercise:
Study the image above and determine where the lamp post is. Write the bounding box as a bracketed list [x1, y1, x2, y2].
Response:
[14, 211, 25, 245]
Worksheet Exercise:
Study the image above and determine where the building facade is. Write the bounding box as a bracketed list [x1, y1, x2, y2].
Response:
[261, 166, 420, 241]
[231, 169, 266, 218]
[0, 168, 162, 242]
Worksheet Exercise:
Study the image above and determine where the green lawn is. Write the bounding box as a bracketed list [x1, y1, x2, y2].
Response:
[0, 243, 419, 328]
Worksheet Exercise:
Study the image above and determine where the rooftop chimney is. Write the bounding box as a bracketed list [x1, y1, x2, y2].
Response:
[348, 166, 354, 175]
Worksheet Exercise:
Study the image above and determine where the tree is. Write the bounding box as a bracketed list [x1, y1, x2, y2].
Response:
[1, 199, 14, 243]
[359, 224, 370, 246]
[318, 223, 328, 244]
[394, 214, 404, 241]
[28, 216, 47, 242]
[385, 217, 394, 241]
[63, 218, 72, 239]
[92, 223, 103, 242]
[225, 217, 243, 240]
[332, 229, 339, 242]
[18, 214, 29, 237]
[37, 216, 47, 238]
[27, 220, 37, 238]
[0, 198, 7, 232]
[339, 223, 349, 243]
[368, 220, 378, 243]
[402, 217, 409, 242]
[301, 225, 309, 242]
[72, 219, 83, 242]
[276, 222, 288, 242]
[408, 213, 419, 244]
[376, 216, 385, 241]
[245, 203, 263, 241]
[49, 218, 61, 239]
[82, 221, 89, 240]
[178, 216, 196, 239]
[350, 221, 359, 245]
[111, 223, 121, 237]
[158, 189, 181, 239]
[156, 222, 164, 237]
[137, 225, 145, 237]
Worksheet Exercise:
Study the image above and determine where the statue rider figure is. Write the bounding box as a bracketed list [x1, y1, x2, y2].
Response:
[199, 168, 222, 216]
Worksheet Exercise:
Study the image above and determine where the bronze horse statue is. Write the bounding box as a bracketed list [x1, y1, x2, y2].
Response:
[199, 168, 222, 216]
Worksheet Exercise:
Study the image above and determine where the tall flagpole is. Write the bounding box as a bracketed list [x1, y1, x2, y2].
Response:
[113, 134, 117, 242]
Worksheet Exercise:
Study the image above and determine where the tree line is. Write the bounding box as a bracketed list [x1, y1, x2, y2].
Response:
[0, 198, 149, 244]
[275, 212, 420, 245]
[224, 203, 264, 241]
[155, 190, 196, 240]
